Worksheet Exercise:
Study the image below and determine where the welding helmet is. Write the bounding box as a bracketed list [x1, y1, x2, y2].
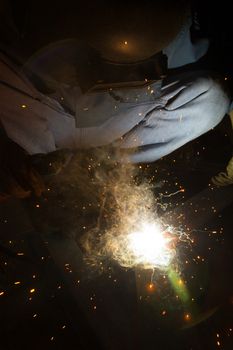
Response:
[76, 0, 189, 63]
[24, 0, 190, 91]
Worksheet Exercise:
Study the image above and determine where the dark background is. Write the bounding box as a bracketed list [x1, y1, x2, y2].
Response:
[0, 1, 233, 349]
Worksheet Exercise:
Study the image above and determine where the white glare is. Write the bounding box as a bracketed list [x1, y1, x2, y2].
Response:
[127, 222, 174, 268]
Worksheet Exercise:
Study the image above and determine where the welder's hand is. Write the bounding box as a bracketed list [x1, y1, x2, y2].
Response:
[30, 149, 73, 176]
[211, 111, 233, 186]
[211, 155, 233, 186]
[0, 138, 45, 202]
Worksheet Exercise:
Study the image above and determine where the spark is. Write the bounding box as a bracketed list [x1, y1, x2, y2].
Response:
[161, 189, 185, 198]
[147, 282, 156, 292]
[184, 313, 191, 321]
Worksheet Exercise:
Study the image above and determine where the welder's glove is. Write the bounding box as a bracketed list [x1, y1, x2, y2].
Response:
[30, 149, 73, 177]
[211, 110, 233, 186]
[211, 155, 233, 186]
[0, 137, 45, 202]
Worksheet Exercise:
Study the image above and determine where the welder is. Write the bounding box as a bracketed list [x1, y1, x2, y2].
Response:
[0, 0, 232, 200]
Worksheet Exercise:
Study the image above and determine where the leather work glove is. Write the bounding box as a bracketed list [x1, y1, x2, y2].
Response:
[0, 126, 45, 202]
[30, 149, 73, 177]
[211, 110, 233, 186]
[211, 155, 233, 186]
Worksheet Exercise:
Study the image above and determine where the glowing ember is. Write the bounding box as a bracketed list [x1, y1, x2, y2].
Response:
[184, 313, 191, 321]
[126, 222, 175, 268]
[147, 283, 156, 292]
